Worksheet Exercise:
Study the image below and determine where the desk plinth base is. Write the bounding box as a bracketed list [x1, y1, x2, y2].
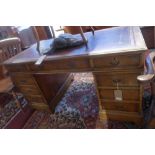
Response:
[99, 110, 143, 127]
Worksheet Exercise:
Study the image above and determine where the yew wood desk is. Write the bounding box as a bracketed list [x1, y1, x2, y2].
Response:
[4, 27, 147, 125]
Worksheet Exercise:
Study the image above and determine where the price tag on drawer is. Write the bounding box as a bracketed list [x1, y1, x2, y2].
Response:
[114, 90, 123, 101]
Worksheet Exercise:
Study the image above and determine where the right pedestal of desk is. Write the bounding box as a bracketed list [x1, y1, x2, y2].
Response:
[92, 52, 145, 126]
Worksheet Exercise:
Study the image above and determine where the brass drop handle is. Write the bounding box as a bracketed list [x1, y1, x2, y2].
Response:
[110, 57, 120, 66]
[20, 80, 27, 83]
[112, 79, 121, 83]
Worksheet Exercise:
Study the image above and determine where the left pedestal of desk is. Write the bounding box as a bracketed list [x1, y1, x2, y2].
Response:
[5, 64, 73, 113]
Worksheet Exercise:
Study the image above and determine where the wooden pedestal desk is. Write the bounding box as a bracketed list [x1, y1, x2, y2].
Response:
[4, 27, 147, 125]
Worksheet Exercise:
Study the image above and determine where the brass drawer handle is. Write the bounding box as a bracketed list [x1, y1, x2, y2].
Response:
[112, 79, 121, 83]
[20, 80, 27, 83]
[110, 57, 120, 66]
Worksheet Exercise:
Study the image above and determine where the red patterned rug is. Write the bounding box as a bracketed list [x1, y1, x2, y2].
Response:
[0, 93, 28, 129]
[24, 73, 139, 129]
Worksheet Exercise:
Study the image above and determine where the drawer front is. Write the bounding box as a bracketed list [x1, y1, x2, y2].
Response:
[30, 102, 49, 111]
[11, 74, 35, 86]
[93, 53, 143, 69]
[6, 64, 28, 72]
[101, 100, 139, 112]
[11, 74, 46, 102]
[99, 88, 140, 101]
[25, 95, 46, 103]
[19, 86, 41, 96]
[29, 58, 90, 71]
[94, 72, 140, 87]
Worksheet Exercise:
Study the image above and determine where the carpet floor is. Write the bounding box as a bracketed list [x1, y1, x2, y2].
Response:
[0, 94, 27, 129]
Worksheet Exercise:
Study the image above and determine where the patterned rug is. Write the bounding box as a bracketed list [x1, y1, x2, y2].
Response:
[23, 73, 141, 129]
[0, 93, 27, 129]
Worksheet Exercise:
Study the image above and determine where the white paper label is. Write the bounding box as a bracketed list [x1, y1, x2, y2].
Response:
[114, 90, 123, 101]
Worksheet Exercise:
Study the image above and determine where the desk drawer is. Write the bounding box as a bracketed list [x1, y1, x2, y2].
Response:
[30, 102, 49, 111]
[93, 53, 143, 69]
[25, 95, 46, 103]
[99, 88, 140, 101]
[19, 86, 41, 96]
[101, 100, 139, 112]
[11, 74, 35, 85]
[29, 58, 90, 71]
[6, 64, 28, 72]
[94, 72, 140, 87]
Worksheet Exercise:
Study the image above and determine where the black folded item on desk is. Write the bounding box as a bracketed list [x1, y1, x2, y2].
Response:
[44, 33, 85, 54]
